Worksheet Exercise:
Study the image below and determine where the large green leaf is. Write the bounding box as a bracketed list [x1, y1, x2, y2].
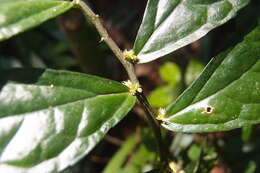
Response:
[0, 68, 136, 172]
[162, 21, 260, 133]
[134, 0, 250, 63]
[0, 0, 74, 41]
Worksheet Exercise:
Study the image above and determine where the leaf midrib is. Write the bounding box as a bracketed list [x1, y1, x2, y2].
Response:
[3, 90, 130, 118]
[170, 59, 259, 117]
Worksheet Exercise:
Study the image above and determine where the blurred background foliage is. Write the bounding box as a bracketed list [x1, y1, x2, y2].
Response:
[1, 0, 260, 172]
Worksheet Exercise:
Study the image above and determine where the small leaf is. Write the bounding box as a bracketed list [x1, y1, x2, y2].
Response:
[159, 62, 181, 85]
[0, 0, 74, 41]
[162, 20, 260, 133]
[241, 125, 253, 142]
[103, 130, 156, 173]
[244, 161, 257, 173]
[188, 144, 201, 162]
[148, 85, 179, 108]
[185, 60, 205, 86]
[134, 0, 250, 63]
[0, 68, 136, 172]
[103, 135, 137, 173]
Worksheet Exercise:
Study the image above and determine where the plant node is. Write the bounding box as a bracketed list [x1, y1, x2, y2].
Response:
[169, 161, 185, 173]
[123, 50, 139, 63]
[99, 36, 107, 43]
[91, 14, 99, 20]
[72, 0, 80, 4]
[122, 80, 142, 95]
[156, 108, 166, 121]
[49, 84, 54, 89]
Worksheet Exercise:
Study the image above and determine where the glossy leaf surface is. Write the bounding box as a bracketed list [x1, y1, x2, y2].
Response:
[0, 0, 74, 41]
[0, 69, 136, 172]
[134, 0, 249, 63]
[162, 22, 260, 133]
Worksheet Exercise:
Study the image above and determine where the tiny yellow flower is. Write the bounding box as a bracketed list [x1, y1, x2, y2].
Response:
[169, 161, 185, 173]
[156, 108, 166, 121]
[123, 50, 139, 63]
[122, 80, 142, 95]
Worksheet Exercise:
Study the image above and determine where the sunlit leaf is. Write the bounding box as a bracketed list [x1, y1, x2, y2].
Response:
[0, 68, 136, 172]
[0, 0, 74, 41]
[134, 0, 249, 63]
[162, 21, 260, 133]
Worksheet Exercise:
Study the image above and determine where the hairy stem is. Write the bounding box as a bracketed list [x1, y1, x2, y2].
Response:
[76, 0, 168, 164]
[76, 0, 138, 84]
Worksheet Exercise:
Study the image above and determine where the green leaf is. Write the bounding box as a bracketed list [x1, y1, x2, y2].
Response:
[244, 161, 256, 173]
[185, 60, 205, 87]
[148, 62, 181, 108]
[162, 21, 260, 133]
[148, 85, 179, 108]
[159, 62, 181, 85]
[187, 144, 201, 162]
[120, 145, 156, 173]
[241, 125, 253, 142]
[103, 135, 137, 173]
[0, 0, 74, 41]
[0, 68, 136, 172]
[133, 0, 250, 63]
[103, 131, 156, 173]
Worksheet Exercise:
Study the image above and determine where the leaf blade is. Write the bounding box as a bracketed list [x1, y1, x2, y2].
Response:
[0, 0, 74, 41]
[162, 21, 260, 133]
[134, 0, 250, 63]
[0, 69, 136, 172]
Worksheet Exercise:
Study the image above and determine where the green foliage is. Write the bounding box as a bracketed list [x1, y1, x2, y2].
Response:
[0, 0, 259, 172]
[148, 62, 181, 108]
[242, 125, 253, 142]
[133, 0, 250, 63]
[185, 60, 205, 86]
[0, 0, 74, 41]
[163, 21, 260, 132]
[187, 144, 201, 162]
[245, 161, 257, 173]
[103, 131, 156, 173]
[159, 62, 181, 86]
[0, 69, 136, 172]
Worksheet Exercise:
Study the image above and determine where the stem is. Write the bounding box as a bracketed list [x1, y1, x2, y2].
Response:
[76, 0, 168, 164]
[76, 0, 138, 84]
[136, 92, 169, 164]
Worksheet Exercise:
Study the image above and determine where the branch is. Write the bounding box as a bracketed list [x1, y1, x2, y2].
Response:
[75, 0, 169, 164]
[75, 0, 138, 84]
